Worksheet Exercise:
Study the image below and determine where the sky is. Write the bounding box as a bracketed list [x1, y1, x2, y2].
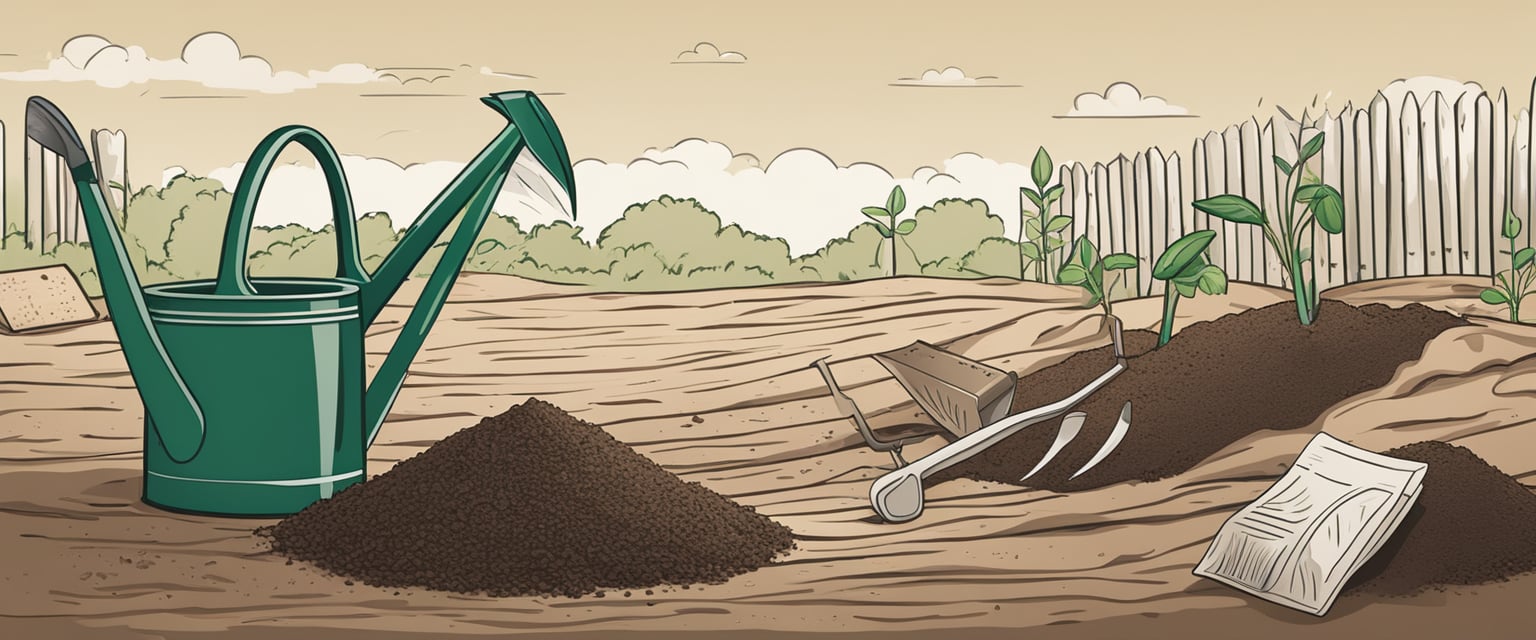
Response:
[1, 0, 1533, 253]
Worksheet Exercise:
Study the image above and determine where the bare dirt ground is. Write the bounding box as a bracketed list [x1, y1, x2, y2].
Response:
[3, 274, 1535, 639]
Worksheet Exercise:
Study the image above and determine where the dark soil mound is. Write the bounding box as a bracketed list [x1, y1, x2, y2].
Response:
[935, 300, 1465, 491]
[1346, 441, 1536, 596]
[263, 398, 794, 598]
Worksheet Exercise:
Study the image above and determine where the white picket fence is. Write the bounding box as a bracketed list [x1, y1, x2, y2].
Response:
[1, 118, 128, 251]
[1052, 84, 1535, 297]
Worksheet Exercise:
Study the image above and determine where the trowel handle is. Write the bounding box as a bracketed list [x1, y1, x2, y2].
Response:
[213, 126, 372, 296]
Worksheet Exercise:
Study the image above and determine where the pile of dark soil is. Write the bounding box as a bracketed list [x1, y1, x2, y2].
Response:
[934, 300, 1466, 491]
[1346, 441, 1536, 596]
[263, 398, 794, 598]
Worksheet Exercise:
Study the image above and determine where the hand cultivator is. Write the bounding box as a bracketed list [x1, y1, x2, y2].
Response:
[813, 317, 1132, 522]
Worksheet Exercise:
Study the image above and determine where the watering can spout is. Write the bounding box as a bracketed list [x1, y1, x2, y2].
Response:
[352, 90, 578, 447]
[25, 97, 206, 463]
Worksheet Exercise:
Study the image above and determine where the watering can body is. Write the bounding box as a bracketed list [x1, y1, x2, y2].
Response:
[138, 279, 368, 514]
[26, 92, 575, 516]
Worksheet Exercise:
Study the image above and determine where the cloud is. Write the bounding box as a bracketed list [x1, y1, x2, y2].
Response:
[891, 66, 1019, 88]
[673, 42, 747, 64]
[1377, 75, 1485, 108]
[199, 139, 1034, 256]
[0, 32, 382, 93]
[1062, 82, 1194, 118]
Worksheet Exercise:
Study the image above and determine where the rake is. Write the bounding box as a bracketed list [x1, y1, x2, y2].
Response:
[812, 316, 1132, 522]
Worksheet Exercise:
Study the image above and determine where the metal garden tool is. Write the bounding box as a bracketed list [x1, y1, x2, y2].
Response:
[26, 91, 575, 516]
[813, 316, 1130, 522]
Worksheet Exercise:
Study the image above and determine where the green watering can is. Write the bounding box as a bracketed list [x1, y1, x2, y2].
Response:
[25, 92, 575, 516]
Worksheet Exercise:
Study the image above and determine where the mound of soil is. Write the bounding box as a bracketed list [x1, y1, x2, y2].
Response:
[935, 300, 1466, 491]
[263, 398, 794, 598]
[1346, 441, 1536, 596]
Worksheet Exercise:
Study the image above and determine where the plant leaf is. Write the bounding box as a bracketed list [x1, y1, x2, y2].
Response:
[1174, 281, 1199, 298]
[862, 206, 891, 218]
[1294, 184, 1325, 202]
[1516, 247, 1536, 270]
[1026, 217, 1044, 235]
[895, 219, 917, 235]
[1310, 185, 1345, 234]
[1504, 208, 1523, 240]
[1075, 237, 1099, 267]
[1044, 184, 1064, 202]
[1297, 131, 1325, 165]
[1273, 155, 1293, 175]
[1152, 229, 1218, 280]
[1031, 147, 1054, 190]
[1021, 243, 1043, 261]
[1482, 288, 1510, 304]
[1103, 253, 1138, 270]
[1045, 215, 1073, 233]
[1172, 254, 1209, 280]
[1045, 236, 1066, 251]
[874, 224, 894, 238]
[886, 186, 907, 215]
[1193, 194, 1266, 226]
[1022, 188, 1046, 211]
[1058, 263, 1088, 284]
[1196, 265, 1229, 295]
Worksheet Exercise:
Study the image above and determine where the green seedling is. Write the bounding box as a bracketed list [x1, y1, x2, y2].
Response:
[1020, 147, 1070, 282]
[862, 185, 916, 277]
[1058, 236, 1137, 328]
[1150, 230, 1229, 346]
[1481, 207, 1534, 322]
[1192, 127, 1343, 326]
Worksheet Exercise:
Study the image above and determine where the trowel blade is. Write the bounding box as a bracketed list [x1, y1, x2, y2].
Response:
[1019, 412, 1086, 482]
[1069, 401, 1131, 481]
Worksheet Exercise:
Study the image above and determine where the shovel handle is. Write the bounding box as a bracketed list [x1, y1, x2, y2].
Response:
[214, 126, 371, 296]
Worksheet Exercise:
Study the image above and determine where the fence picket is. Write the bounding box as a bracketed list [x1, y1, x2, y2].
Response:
[1401, 95, 1427, 277]
[1317, 111, 1344, 287]
[1340, 106, 1362, 283]
[1146, 148, 1169, 295]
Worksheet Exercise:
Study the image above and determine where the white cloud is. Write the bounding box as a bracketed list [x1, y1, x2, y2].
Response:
[199, 140, 1036, 256]
[0, 33, 381, 93]
[891, 66, 1018, 88]
[673, 42, 747, 64]
[1063, 82, 1192, 118]
[1377, 76, 1485, 108]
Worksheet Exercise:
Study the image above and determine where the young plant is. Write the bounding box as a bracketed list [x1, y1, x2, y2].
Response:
[1192, 128, 1343, 326]
[1150, 230, 1229, 346]
[1057, 236, 1137, 327]
[861, 185, 916, 277]
[1019, 147, 1070, 282]
[1481, 206, 1535, 322]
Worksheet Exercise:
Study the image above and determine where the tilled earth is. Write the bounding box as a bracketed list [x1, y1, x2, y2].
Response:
[936, 300, 1467, 491]
[262, 398, 795, 598]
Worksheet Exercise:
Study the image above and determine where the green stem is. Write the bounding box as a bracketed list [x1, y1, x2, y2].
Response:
[1289, 257, 1314, 325]
[1158, 285, 1179, 346]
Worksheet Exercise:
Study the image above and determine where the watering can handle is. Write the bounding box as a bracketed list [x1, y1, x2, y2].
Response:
[213, 126, 371, 296]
